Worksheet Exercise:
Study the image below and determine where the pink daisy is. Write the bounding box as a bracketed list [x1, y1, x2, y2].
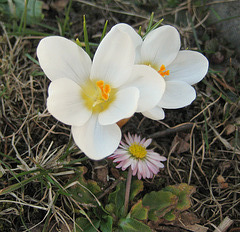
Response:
[109, 133, 167, 179]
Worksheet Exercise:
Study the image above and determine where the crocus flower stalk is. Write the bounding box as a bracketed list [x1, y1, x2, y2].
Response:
[37, 27, 165, 160]
[109, 133, 167, 179]
[113, 23, 209, 120]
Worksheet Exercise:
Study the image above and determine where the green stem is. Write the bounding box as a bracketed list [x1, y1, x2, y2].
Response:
[124, 168, 133, 216]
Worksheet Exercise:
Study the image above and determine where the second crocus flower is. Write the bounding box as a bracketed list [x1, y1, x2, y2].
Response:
[113, 23, 209, 120]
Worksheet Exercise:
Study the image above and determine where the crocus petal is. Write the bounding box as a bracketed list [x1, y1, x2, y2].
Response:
[47, 78, 91, 126]
[141, 25, 180, 67]
[122, 65, 166, 112]
[142, 105, 165, 120]
[112, 23, 143, 50]
[90, 27, 135, 88]
[37, 36, 92, 85]
[165, 50, 209, 85]
[72, 115, 121, 160]
[159, 81, 196, 109]
[98, 87, 139, 125]
[111, 23, 143, 63]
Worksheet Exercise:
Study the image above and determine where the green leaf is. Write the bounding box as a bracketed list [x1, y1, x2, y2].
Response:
[147, 209, 158, 221]
[130, 179, 143, 201]
[163, 183, 195, 211]
[68, 166, 101, 204]
[100, 215, 113, 232]
[130, 200, 148, 220]
[105, 203, 115, 214]
[107, 178, 143, 218]
[76, 217, 100, 232]
[108, 182, 125, 218]
[119, 218, 152, 232]
[142, 190, 178, 211]
[142, 190, 178, 221]
[163, 210, 176, 221]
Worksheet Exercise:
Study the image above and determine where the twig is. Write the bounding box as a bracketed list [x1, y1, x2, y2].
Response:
[213, 216, 233, 232]
[188, 0, 192, 14]
[150, 123, 194, 138]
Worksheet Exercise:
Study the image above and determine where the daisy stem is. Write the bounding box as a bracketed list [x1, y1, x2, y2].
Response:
[124, 167, 133, 216]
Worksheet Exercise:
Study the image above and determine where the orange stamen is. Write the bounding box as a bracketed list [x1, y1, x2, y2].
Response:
[158, 64, 170, 77]
[96, 80, 111, 101]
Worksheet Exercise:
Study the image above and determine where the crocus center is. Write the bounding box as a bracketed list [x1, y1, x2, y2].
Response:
[158, 64, 170, 77]
[96, 80, 111, 101]
[81, 79, 116, 113]
[143, 62, 170, 77]
[129, 143, 147, 159]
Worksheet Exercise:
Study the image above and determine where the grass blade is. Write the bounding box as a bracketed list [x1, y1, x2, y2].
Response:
[146, 12, 154, 33]
[0, 173, 43, 196]
[100, 20, 108, 42]
[83, 15, 91, 56]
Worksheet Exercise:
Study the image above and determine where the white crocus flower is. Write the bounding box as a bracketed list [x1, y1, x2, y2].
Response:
[113, 23, 209, 120]
[37, 27, 165, 160]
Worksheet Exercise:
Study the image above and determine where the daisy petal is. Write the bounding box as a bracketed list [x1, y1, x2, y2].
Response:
[131, 159, 137, 171]
[147, 157, 165, 168]
[166, 50, 209, 85]
[148, 151, 167, 161]
[90, 27, 135, 88]
[143, 138, 152, 148]
[122, 159, 133, 170]
[72, 115, 121, 160]
[146, 161, 159, 174]
[142, 105, 165, 120]
[113, 155, 129, 163]
[37, 36, 92, 85]
[141, 25, 180, 67]
[123, 65, 166, 112]
[98, 87, 139, 125]
[132, 164, 138, 176]
[47, 78, 91, 126]
[159, 81, 196, 109]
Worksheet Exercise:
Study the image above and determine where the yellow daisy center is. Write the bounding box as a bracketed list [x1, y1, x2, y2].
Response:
[129, 143, 147, 159]
[81, 79, 116, 113]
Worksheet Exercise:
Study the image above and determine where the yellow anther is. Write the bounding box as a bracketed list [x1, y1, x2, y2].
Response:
[158, 64, 170, 77]
[96, 80, 111, 101]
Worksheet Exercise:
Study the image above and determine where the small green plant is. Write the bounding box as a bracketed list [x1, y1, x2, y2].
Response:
[70, 178, 195, 231]
[0, 0, 43, 33]
[141, 183, 196, 222]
